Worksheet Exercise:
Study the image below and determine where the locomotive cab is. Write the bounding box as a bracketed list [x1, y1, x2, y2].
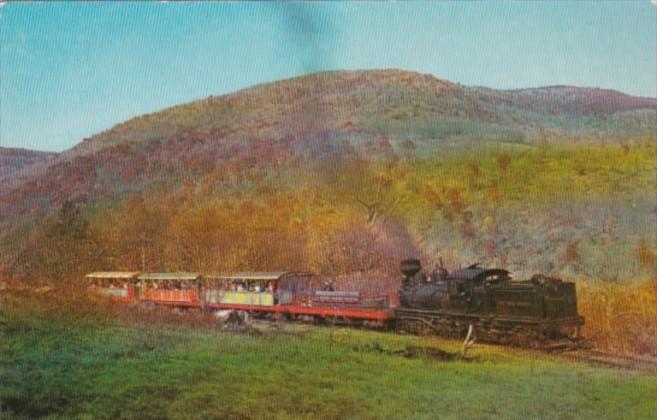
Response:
[444, 266, 511, 313]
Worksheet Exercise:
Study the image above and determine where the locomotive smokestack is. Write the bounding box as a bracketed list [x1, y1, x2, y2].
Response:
[400, 259, 422, 278]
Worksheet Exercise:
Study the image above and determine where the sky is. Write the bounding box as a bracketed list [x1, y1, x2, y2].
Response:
[1, 2, 656, 152]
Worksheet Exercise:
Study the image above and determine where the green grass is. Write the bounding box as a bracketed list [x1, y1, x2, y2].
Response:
[1, 309, 655, 420]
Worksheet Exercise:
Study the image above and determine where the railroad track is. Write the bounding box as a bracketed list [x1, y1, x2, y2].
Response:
[555, 348, 656, 372]
[239, 316, 656, 372]
[248, 317, 655, 371]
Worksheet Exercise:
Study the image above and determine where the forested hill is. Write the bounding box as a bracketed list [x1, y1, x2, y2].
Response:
[0, 147, 56, 184]
[0, 70, 655, 282]
[63, 70, 657, 163]
[2, 70, 655, 216]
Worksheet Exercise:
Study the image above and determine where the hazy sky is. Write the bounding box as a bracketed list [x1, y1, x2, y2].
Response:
[2, 2, 656, 152]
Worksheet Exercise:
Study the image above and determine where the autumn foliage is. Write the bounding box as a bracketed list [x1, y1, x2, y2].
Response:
[577, 279, 657, 356]
[2, 139, 656, 356]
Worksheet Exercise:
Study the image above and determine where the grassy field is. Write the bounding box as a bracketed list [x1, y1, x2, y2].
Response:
[1, 293, 655, 420]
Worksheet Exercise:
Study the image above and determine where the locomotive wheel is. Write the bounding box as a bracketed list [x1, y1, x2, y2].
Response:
[513, 327, 543, 348]
[417, 319, 436, 336]
[395, 309, 580, 349]
[398, 317, 432, 335]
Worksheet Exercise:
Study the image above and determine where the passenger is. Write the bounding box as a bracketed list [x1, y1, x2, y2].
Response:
[237, 283, 244, 292]
[266, 281, 274, 293]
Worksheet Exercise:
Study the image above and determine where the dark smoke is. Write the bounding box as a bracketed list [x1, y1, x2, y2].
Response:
[278, 4, 336, 74]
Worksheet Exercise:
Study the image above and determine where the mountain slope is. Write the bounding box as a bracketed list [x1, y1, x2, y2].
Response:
[65, 70, 657, 159]
[0, 147, 56, 180]
[0, 70, 655, 283]
[0, 69, 655, 224]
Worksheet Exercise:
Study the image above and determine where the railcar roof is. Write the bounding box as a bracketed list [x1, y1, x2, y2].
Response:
[137, 273, 201, 281]
[85, 272, 141, 280]
[205, 271, 313, 281]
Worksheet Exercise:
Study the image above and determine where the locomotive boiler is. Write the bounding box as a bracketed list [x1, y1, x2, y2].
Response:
[396, 259, 584, 347]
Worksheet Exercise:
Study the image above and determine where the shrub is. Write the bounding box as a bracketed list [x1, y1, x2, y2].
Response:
[577, 278, 657, 356]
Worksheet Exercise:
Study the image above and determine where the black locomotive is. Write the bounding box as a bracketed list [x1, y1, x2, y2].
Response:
[396, 259, 584, 347]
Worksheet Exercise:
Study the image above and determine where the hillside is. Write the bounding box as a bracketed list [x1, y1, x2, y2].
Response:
[62, 71, 656, 164]
[0, 147, 55, 173]
[1, 69, 655, 216]
[0, 69, 655, 283]
[0, 147, 56, 187]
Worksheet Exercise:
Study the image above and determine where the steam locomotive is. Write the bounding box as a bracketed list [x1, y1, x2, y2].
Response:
[396, 259, 584, 347]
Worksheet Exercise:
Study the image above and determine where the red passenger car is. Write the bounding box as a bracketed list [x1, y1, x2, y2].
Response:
[136, 273, 202, 307]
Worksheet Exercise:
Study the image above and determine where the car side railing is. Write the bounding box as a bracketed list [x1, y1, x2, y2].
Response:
[287, 291, 390, 308]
